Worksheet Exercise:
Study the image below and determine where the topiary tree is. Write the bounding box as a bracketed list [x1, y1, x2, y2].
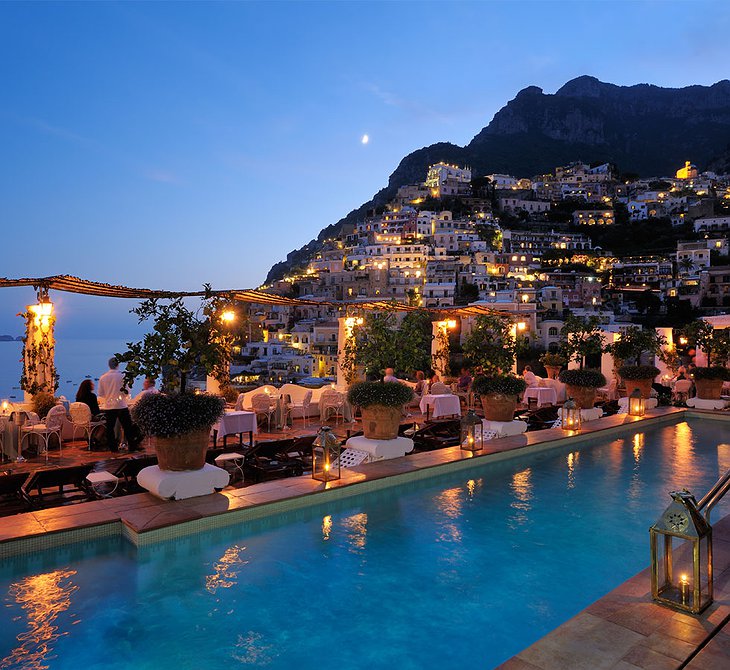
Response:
[560, 314, 604, 369]
[394, 310, 433, 376]
[604, 326, 666, 366]
[352, 310, 398, 379]
[682, 321, 730, 367]
[462, 314, 517, 375]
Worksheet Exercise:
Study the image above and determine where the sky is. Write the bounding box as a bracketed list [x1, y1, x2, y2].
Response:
[1, 0, 729, 339]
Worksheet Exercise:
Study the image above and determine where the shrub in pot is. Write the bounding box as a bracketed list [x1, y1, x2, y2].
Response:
[348, 381, 413, 440]
[539, 352, 566, 379]
[693, 367, 730, 400]
[558, 369, 606, 409]
[31, 391, 59, 419]
[618, 365, 660, 399]
[132, 392, 225, 471]
[473, 375, 527, 422]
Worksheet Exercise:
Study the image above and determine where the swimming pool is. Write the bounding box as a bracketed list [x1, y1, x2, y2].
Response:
[1, 418, 729, 669]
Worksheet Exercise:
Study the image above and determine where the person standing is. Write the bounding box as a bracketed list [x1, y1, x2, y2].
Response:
[98, 357, 142, 452]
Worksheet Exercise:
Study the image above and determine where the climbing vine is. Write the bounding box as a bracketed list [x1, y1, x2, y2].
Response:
[431, 326, 450, 375]
[19, 309, 59, 395]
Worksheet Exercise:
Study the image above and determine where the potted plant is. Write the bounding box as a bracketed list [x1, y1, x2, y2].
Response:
[539, 352, 566, 380]
[618, 365, 660, 399]
[473, 374, 527, 422]
[463, 314, 522, 376]
[693, 367, 730, 400]
[558, 369, 606, 409]
[347, 381, 413, 440]
[132, 393, 225, 470]
[116, 291, 235, 471]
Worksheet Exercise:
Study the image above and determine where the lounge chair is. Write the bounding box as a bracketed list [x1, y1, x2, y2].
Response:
[412, 419, 462, 451]
[107, 455, 158, 493]
[23, 464, 95, 508]
[0, 471, 31, 515]
[283, 434, 317, 471]
[243, 439, 302, 483]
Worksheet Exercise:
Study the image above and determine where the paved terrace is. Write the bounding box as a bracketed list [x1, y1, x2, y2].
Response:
[1, 407, 730, 669]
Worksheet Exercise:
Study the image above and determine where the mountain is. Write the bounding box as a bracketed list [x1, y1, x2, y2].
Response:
[265, 76, 730, 284]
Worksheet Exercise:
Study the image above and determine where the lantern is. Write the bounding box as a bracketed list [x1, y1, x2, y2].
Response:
[312, 426, 341, 482]
[650, 489, 713, 614]
[628, 388, 645, 417]
[460, 409, 483, 452]
[561, 397, 581, 431]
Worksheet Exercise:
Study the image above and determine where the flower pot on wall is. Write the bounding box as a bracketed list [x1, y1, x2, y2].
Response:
[695, 378, 723, 400]
[361, 405, 402, 440]
[152, 428, 211, 471]
[558, 370, 606, 410]
[481, 394, 517, 422]
[625, 379, 653, 399]
[544, 366, 561, 380]
[564, 385, 597, 410]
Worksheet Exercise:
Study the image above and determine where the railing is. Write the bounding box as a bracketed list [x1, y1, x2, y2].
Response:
[698, 469, 730, 522]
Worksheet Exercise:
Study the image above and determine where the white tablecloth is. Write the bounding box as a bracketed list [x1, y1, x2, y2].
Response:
[419, 394, 461, 418]
[213, 410, 257, 438]
[524, 387, 557, 407]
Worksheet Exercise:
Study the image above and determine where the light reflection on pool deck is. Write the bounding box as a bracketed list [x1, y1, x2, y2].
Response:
[1, 416, 729, 669]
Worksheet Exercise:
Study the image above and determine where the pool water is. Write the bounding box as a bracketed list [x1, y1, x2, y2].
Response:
[2, 419, 730, 670]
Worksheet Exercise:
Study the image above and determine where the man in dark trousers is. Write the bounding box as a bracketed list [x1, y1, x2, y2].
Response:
[97, 357, 142, 452]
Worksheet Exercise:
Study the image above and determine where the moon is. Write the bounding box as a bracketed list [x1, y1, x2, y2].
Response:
[361, 134, 369, 145]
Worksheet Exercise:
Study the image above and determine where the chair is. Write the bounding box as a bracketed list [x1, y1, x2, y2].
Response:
[286, 390, 313, 427]
[107, 455, 158, 493]
[597, 379, 617, 402]
[243, 439, 301, 483]
[0, 471, 31, 515]
[234, 393, 246, 411]
[23, 464, 95, 508]
[429, 382, 451, 395]
[412, 419, 462, 451]
[69, 402, 106, 449]
[20, 405, 67, 462]
[282, 434, 317, 471]
[673, 379, 692, 403]
[319, 389, 345, 424]
[251, 393, 276, 432]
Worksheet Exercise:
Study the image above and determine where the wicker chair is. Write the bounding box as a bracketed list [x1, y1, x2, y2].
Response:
[251, 393, 276, 432]
[319, 389, 345, 424]
[69, 402, 105, 450]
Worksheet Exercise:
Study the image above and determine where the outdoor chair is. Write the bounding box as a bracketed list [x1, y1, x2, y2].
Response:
[20, 405, 67, 462]
[0, 471, 31, 515]
[522, 406, 559, 432]
[23, 464, 95, 508]
[107, 455, 158, 493]
[251, 393, 276, 432]
[673, 379, 692, 403]
[69, 402, 106, 449]
[319, 389, 345, 424]
[283, 434, 317, 470]
[412, 419, 461, 451]
[243, 439, 302, 483]
[429, 382, 451, 395]
[285, 390, 313, 428]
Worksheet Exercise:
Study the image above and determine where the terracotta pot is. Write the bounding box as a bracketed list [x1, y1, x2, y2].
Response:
[481, 393, 517, 422]
[565, 385, 597, 410]
[623, 378, 653, 399]
[152, 428, 211, 471]
[695, 378, 723, 400]
[361, 405, 402, 440]
[544, 365, 561, 380]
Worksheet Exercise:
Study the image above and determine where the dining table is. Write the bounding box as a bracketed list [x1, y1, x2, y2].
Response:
[524, 386, 558, 407]
[211, 410, 257, 448]
[419, 393, 462, 420]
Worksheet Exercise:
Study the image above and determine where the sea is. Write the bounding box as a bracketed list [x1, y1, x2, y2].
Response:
[0, 338, 142, 402]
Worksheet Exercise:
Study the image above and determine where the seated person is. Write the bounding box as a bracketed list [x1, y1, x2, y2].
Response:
[414, 370, 426, 395]
[134, 377, 160, 403]
[427, 369, 440, 385]
[523, 365, 538, 387]
[383, 367, 399, 384]
[457, 367, 472, 392]
[76, 379, 101, 417]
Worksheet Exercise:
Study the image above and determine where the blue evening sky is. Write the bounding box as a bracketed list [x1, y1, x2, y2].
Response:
[1, 0, 728, 338]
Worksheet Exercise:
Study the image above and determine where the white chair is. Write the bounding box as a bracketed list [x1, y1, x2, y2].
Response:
[430, 382, 451, 395]
[673, 379, 692, 403]
[597, 379, 617, 402]
[20, 405, 66, 462]
[69, 402, 105, 449]
[286, 390, 313, 427]
[319, 389, 345, 424]
[251, 393, 276, 432]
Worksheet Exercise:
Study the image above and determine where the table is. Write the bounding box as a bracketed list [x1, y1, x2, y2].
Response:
[419, 394, 461, 419]
[212, 410, 257, 447]
[86, 471, 119, 498]
[214, 452, 246, 482]
[524, 387, 557, 407]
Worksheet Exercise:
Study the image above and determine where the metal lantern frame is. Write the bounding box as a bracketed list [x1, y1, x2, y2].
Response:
[628, 388, 645, 417]
[312, 426, 341, 482]
[460, 409, 484, 452]
[561, 397, 581, 432]
[650, 489, 713, 614]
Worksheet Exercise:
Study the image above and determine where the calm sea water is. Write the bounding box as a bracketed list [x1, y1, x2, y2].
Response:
[1, 419, 729, 669]
[0, 338, 140, 401]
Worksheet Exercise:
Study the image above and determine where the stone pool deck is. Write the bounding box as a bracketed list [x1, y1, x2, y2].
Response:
[2, 406, 730, 668]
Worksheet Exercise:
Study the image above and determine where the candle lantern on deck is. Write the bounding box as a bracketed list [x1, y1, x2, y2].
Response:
[460, 409, 484, 452]
[628, 388, 645, 417]
[312, 426, 341, 482]
[561, 398, 581, 431]
[650, 489, 713, 614]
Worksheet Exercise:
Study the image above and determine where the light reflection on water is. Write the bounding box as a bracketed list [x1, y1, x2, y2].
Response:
[205, 545, 248, 595]
[1, 569, 78, 670]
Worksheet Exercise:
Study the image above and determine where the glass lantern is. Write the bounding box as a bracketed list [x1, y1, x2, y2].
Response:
[628, 388, 645, 417]
[561, 397, 581, 431]
[312, 426, 341, 482]
[650, 489, 713, 614]
[460, 409, 483, 452]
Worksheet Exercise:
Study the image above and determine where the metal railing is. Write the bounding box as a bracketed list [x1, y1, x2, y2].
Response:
[698, 468, 730, 522]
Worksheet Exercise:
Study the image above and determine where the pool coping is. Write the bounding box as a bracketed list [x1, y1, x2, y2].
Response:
[0, 406, 721, 557]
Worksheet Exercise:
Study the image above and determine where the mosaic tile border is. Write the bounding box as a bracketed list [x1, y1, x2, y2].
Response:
[0, 521, 121, 559]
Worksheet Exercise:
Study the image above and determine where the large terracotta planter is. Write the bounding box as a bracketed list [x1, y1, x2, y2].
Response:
[361, 405, 401, 440]
[152, 428, 210, 471]
[481, 393, 517, 422]
[565, 385, 597, 410]
[695, 378, 723, 400]
[623, 378, 654, 399]
[544, 366, 561, 380]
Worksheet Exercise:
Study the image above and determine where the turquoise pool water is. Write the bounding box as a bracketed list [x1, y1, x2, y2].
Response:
[2, 419, 730, 669]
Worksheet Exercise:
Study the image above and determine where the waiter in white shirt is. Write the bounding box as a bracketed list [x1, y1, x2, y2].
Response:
[97, 357, 142, 452]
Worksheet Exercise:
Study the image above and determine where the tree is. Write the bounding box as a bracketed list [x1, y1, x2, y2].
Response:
[682, 320, 730, 367]
[604, 326, 666, 366]
[678, 257, 696, 275]
[635, 290, 661, 316]
[560, 314, 604, 369]
[462, 314, 517, 375]
[353, 311, 398, 378]
[455, 279, 480, 305]
[394, 310, 433, 376]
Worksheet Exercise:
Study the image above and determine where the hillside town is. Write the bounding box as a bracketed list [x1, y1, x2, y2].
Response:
[230, 159, 730, 383]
